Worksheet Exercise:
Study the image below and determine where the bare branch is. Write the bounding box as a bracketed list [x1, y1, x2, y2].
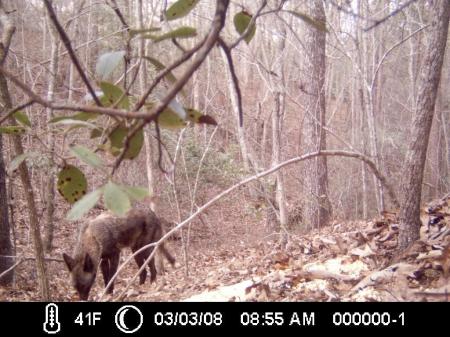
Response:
[218, 38, 244, 126]
[0, 100, 33, 125]
[229, 0, 268, 50]
[43, 0, 102, 106]
[0, 65, 140, 119]
[106, 0, 131, 89]
[133, 40, 203, 112]
[0, 259, 21, 280]
[364, 0, 420, 31]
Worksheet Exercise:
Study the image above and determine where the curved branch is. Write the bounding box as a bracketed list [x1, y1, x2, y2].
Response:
[218, 38, 244, 126]
[102, 149, 398, 301]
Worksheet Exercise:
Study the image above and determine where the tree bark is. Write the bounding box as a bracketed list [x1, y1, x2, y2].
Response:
[0, 0, 14, 286]
[43, 10, 60, 252]
[0, 1, 50, 299]
[137, 0, 156, 212]
[398, 0, 450, 250]
[360, 1, 384, 214]
[302, 1, 331, 229]
[0, 130, 12, 285]
[271, 19, 288, 243]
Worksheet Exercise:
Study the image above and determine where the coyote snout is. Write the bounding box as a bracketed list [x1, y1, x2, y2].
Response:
[63, 209, 175, 300]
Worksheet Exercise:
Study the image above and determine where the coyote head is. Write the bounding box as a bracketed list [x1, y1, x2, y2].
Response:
[62, 253, 97, 300]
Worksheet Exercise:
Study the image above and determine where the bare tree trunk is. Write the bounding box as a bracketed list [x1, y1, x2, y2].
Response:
[137, 0, 156, 212]
[43, 11, 60, 252]
[272, 93, 287, 232]
[0, 2, 13, 281]
[398, 0, 450, 250]
[0, 2, 50, 300]
[302, 1, 331, 229]
[0, 133, 12, 285]
[271, 21, 288, 243]
[360, 1, 384, 214]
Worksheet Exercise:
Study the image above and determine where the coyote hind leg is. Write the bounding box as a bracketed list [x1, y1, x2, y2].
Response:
[132, 246, 152, 285]
[100, 258, 110, 290]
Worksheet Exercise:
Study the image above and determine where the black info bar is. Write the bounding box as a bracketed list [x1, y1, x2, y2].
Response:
[0, 302, 446, 334]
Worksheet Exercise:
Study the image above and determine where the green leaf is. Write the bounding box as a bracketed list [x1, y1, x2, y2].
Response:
[50, 112, 99, 123]
[157, 109, 187, 129]
[286, 10, 328, 32]
[0, 126, 26, 135]
[121, 185, 150, 201]
[108, 125, 144, 159]
[165, 0, 200, 21]
[67, 189, 103, 221]
[143, 56, 178, 84]
[144, 26, 197, 42]
[8, 153, 28, 174]
[103, 181, 131, 216]
[233, 11, 256, 44]
[185, 108, 218, 125]
[125, 128, 144, 160]
[57, 165, 88, 204]
[129, 27, 161, 38]
[99, 81, 130, 109]
[90, 128, 103, 139]
[14, 111, 31, 127]
[108, 125, 127, 155]
[154, 98, 188, 129]
[96, 50, 126, 79]
[70, 145, 103, 168]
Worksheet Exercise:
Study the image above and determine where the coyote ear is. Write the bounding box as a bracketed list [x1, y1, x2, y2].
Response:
[83, 253, 94, 272]
[62, 253, 75, 272]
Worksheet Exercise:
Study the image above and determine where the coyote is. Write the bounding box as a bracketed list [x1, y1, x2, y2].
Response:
[62, 209, 175, 300]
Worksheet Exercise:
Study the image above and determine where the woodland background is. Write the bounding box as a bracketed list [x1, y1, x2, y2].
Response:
[0, 0, 449, 301]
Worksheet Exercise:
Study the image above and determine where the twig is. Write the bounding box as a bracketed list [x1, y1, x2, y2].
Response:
[0, 65, 142, 119]
[0, 100, 33, 125]
[132, 40, 204, 112]
[328, 0, 373, 22]
[172, 38, 187, 53]
[364, 0, 419, 31]
[0, 255, 64, 280]
[107, 0, 130, 89]
[0, 255, 64, 263]
[107, 0, 128, 28]
[43, 0, 102, 106]
[218, 38, 244, 126]
[0, 259, 22, 280]
[229, 0, 268, 50]
[371, 25, 428, 92]
[154, 122, 168, 174]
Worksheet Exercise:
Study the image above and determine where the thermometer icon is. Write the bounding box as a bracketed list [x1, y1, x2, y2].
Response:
[43, 303, 61, 334]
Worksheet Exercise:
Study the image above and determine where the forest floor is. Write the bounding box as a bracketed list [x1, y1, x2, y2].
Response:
[1, 192, 450, 302]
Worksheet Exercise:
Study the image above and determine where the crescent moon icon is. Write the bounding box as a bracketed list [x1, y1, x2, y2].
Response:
[118, 308, 129, 331]
[115, 305, 143, 334]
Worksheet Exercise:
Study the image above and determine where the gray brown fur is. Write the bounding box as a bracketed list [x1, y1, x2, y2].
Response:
[62, 209, 175, 300]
